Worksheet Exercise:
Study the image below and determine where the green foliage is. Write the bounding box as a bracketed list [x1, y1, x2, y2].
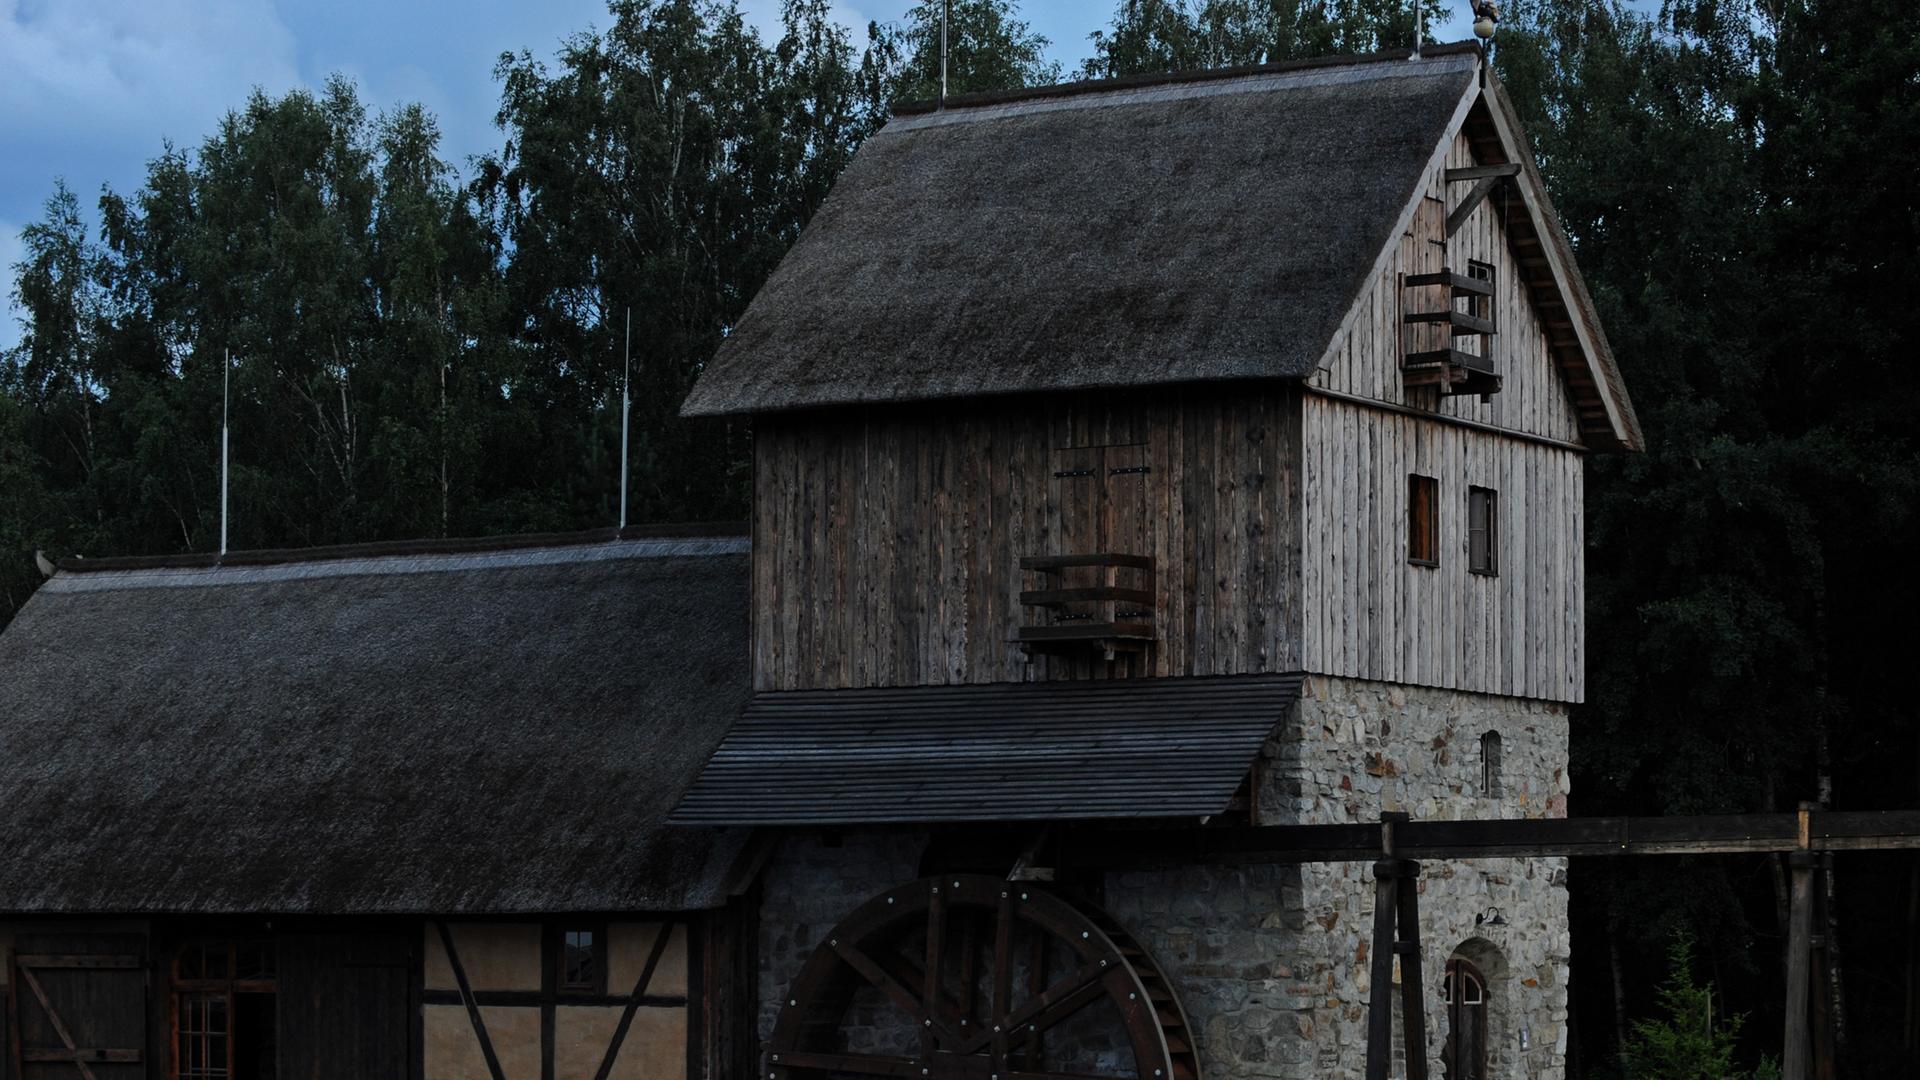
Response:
[1623, 936, 1768, 1080]
[859, 0, 1060, 106]
[1079, 0, 1451, 77]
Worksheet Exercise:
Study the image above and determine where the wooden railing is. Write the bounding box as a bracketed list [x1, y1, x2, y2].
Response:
[1013, 553, 1156, 658]
[1401, 268, 1502, 398]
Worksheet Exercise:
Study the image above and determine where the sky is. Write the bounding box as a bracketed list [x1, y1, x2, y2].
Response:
[0, 0, 1480, 350]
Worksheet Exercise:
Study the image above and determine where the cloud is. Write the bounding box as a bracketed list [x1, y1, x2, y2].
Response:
[0, 0, 302, 150]
[0, 221, 24, 352]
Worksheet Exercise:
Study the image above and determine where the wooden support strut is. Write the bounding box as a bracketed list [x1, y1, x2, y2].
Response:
[1365, 813, 1429, 1080]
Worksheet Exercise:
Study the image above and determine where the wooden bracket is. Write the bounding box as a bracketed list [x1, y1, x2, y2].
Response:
[1447, 174, 1508, 238]
[1445, 163, 1522, 182]
[1008, 825, 1056, 882]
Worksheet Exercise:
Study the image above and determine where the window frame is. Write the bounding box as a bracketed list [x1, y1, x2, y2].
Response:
[551, 921, 608, 997]
[1408, 474, 1440, 568]
[169, 939, 277, 1080]
[1468, 485, 1498, 577]
[1465, 259, 1496, 327]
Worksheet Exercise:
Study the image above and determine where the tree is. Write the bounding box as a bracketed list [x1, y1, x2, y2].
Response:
[1624, 936, 1777, 1080]
[1080, 0, 1451, 78]
[859, 0, 1060, 109]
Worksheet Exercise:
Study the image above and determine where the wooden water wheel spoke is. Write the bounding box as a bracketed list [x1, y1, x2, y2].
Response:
[830, 939, 967, 1046]
[955, 957, 1113, 1055]
[770, 876, 1201, 1080]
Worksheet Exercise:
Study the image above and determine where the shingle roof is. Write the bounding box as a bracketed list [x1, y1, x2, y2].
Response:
[0, 529, 753, 915]
[681, 48, 1482, 418]
[671, 674, 1305, 825]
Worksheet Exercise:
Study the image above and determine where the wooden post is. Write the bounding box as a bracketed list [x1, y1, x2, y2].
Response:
[1397, 859, 1429, 1080]
[1785, 849, 1815, 1080]
[1367, 813, 1408, 1080]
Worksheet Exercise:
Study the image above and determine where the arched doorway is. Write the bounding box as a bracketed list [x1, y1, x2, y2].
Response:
[1442, 956, 1490, 1080]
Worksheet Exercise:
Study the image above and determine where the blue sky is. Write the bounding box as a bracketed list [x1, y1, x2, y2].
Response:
[0, 1, 1479, 349]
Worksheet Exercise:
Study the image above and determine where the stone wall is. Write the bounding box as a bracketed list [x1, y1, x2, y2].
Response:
[1104, 674, 1572, 1079]
[753, 674, 1572, 1079]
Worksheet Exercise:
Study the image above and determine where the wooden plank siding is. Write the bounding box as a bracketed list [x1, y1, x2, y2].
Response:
[1308, 131, 1586, 446]
[751, 387, 1304, 691]
[1299, 393, 1584, 702]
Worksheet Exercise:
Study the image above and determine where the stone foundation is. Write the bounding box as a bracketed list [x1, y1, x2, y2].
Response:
[756, 674, 1571, 1079]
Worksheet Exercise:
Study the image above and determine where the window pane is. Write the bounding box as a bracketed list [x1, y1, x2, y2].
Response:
[563, 929, 596, 990]
[1409, 475, 1439, 565]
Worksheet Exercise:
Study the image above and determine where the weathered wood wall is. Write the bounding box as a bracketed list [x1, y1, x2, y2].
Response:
[1309, 131, 1586, 446]
[1300, 394, 1584, 702]
[751, 387, 1304, 691]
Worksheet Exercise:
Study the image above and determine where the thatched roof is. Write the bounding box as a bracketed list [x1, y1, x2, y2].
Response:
[682, 47, 1482, 418]
[0, 529, 753, 915]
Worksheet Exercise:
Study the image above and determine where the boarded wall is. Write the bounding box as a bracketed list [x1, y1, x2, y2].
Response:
[751, 386, 1304, 691]
[1300, 393, 1584, 701]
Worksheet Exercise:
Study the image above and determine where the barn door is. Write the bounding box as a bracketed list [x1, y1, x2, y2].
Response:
[7, 934, 146, 1080]
[276, 932, 411, 1080]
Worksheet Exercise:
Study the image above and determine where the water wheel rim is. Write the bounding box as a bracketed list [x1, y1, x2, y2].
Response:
[767, 875, 1194, 1080]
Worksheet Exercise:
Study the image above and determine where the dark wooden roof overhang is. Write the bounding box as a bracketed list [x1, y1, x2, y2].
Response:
[1462, 78, 1643, 451]
[670, 673, 1306, 826]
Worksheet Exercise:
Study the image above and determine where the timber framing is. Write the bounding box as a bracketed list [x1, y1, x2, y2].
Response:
[1052, 809, 1920, 868]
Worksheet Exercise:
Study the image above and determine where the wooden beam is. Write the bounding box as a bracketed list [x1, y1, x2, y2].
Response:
[1447, 175, 1506, 238]
[1054, 810, 1920, 869]
[1445, 163, 1522, 181]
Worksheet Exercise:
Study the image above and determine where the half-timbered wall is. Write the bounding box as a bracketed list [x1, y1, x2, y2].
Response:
[750, 387, 1304, 691]
[1310, 130, 1586, 446]
[422, 921, 689, 1080]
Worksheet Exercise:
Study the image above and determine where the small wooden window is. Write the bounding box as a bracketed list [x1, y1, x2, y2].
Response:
[1481, 731, 1503, 798]
[1466, 260, 1496, 323]
[1468, 486, 1498, 576]
[1408, 475, 1439, 567]
[557, 926, 603, 995]
[171, 940, 277, 1080]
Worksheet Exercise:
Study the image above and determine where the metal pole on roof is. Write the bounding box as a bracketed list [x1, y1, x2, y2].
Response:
[619, 307, 631, 532]
[220, 347, 230, 557]
[940, 0, 949, 103]
[1413, 0, 1424, 56]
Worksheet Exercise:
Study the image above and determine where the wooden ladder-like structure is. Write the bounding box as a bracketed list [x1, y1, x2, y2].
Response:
[1402, 269, 1502, 399]
[1014, 553, 1157, 661]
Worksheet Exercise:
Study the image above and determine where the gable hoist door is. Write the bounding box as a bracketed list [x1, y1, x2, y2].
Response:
[8, 934, 146, 1079]
[1046, 444, 1151, 557]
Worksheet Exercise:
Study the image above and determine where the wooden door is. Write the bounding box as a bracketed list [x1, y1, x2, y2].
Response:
[8, 934, 146, 1080]
[1441, 957, 1489, 1080]
[276, 932, 412, 1080]
[1101, 443, 1152, 561]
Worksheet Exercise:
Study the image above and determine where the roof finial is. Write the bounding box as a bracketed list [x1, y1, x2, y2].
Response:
[1472, 1, 1500, 42]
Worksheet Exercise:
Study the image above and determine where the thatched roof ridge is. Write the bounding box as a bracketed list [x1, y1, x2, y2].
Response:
[681, 49, 1481, 418]
[0, 529, 753, 915]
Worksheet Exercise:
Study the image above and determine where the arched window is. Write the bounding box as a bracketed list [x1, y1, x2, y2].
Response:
[1442, 957, 1490, 1080]
[1480, 731, 1503, 798]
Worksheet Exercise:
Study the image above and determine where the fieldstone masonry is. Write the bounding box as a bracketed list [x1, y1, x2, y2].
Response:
[757, 674, 1572, 1079]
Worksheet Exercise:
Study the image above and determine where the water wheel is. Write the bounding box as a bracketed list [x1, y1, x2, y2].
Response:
[766, 874, 1200, 1080]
